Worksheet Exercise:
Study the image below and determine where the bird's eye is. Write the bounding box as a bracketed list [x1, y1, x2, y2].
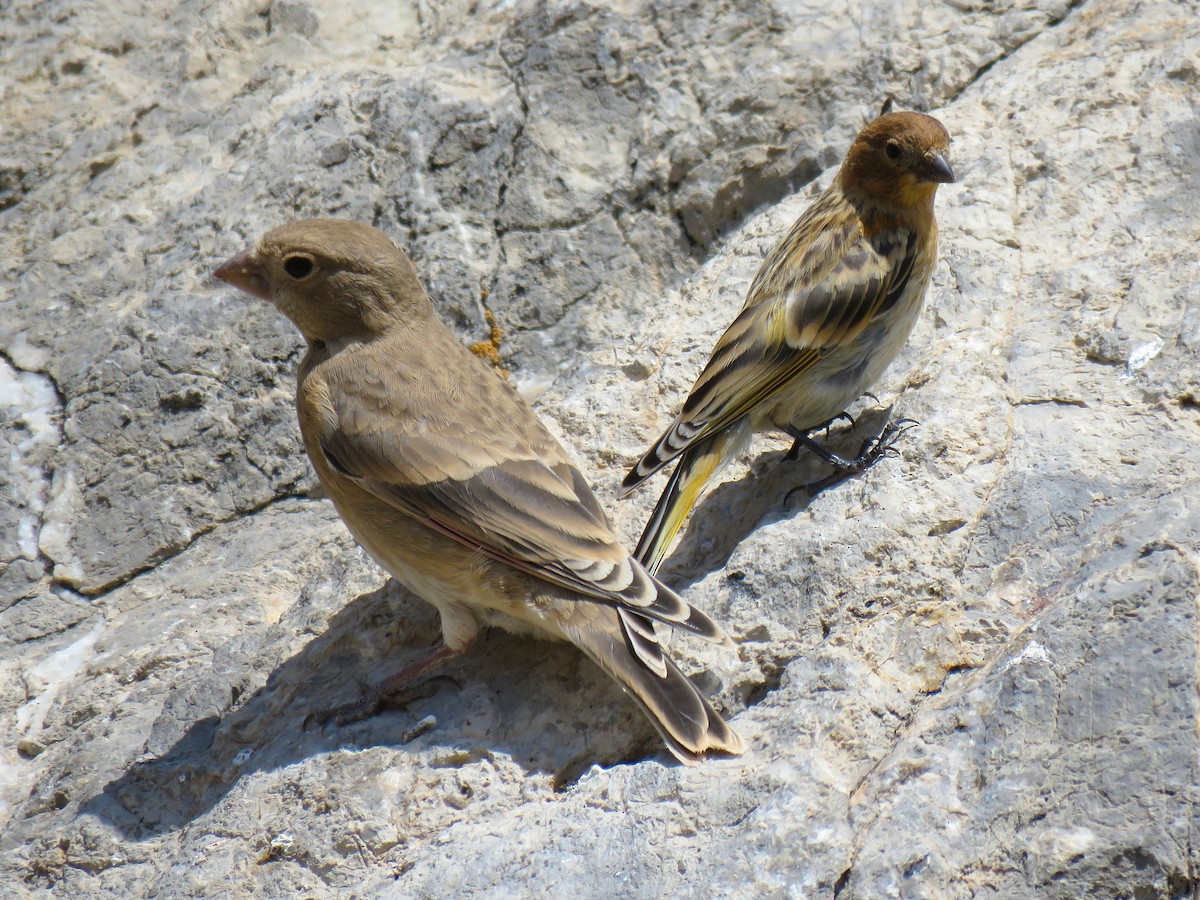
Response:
[885, 140, 903, 160]
[284, 256, 314, 279]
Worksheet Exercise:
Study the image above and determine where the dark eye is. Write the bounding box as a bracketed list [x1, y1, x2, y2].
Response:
[284, 256, 314, 279]
[885, 140, 902, 160]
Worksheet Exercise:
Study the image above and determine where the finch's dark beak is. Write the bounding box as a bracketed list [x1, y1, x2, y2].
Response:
[214, 249, 271, 301]
[922, 148, 956, 184]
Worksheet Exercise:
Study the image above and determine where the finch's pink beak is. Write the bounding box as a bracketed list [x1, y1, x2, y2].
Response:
[214, 248, 271, 301]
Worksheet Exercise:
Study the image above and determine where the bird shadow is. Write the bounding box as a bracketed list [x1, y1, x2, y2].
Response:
[652, 406, 900, 592]
[84, 577, 695, 839]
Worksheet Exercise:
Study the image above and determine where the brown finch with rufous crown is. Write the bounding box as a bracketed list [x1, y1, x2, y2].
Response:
[622, 106, 955, 573]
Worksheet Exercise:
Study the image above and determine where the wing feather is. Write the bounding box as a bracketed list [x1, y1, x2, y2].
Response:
[315, 337, 719, 638]
[623, 206, 919, 490]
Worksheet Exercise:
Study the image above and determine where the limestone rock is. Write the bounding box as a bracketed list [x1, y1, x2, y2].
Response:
[2, 0, 1196, 896]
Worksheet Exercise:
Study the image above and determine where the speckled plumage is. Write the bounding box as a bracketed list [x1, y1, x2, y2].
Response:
[623, 110, 954, 573]
[215, 219, 743, 764]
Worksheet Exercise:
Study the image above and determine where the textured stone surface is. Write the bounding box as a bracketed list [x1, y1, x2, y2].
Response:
[2, 0, 1198, 896]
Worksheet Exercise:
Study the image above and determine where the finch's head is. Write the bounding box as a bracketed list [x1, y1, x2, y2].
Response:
[214, 218, 431, 343]
[840, 110, 955, 206]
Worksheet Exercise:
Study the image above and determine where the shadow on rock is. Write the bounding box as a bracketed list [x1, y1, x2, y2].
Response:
[654, 406, 901, 591]
[87, 578, 683, 838]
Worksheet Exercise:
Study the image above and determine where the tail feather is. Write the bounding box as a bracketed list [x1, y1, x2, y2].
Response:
[633, 572, 734, 647]
[572, 612, 745, 765]
[614, 558, 730, 645]
[632, 434, 729, 576]
[633, 458, 688, 576]
[618, 608, 669, 677]
[620, 418, 698, 496]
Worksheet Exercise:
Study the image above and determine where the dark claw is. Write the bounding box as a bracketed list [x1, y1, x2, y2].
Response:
[783, 414, 919, 501]
[822, 411, 856, 439]
[851, 418, 919, 469]
[785, 470, 846, 504]
[783, 483, 810, 505]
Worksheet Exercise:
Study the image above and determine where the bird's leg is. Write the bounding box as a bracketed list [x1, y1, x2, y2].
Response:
[783, 415, 920, 503]
[783, 425, 859, 470]
[784, 412, 856, 461]
[307, 643, 464, 729]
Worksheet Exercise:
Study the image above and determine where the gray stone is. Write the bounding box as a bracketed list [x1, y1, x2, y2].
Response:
[2, 0, 1197, 896]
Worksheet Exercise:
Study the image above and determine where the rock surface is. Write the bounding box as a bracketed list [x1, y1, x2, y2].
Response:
[2, 0, 1198, 896]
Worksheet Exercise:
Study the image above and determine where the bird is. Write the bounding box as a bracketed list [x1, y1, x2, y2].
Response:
[621, 106, 955, 574]
[213, 218, 744, 764]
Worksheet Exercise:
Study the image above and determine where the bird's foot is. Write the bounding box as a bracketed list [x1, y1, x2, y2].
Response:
[849, 416, 919, 470]
[783, 416, 919, 503]
[821, 411, 857, 440]
[304, 643, 462, 730]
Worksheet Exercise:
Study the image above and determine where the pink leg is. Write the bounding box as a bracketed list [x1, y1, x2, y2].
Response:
[373, 643, 464, 699]
[309, 642, 466, 729]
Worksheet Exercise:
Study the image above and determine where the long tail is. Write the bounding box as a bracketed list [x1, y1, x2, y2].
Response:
[567, 609, 744, 765]
[632, 430, 739, 575]
[620, 417, 695, 496]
